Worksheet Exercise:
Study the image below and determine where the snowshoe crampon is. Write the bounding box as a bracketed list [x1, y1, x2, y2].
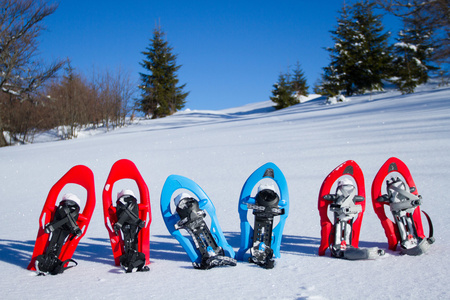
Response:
[371, 157, 434, 255]
[318, 160, 384, 260]
[160, 175, 236, 269]
[28, 165, 96, 275]
[103, 159, 151, 272]
[237, 162, 289, 268]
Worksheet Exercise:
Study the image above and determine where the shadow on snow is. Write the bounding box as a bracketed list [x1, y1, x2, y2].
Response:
[0, 233, 391, 271]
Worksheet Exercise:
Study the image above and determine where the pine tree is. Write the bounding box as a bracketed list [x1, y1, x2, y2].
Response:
[323, 1, 392, 96]
[270, 72, 297, 110]
[350, 1, 392, 94]
[290, 62, 309, 101]
[322, 66, 344, 97]
[139, 27, 188, 118]
[392, 12, 437, 94]
[375, 0, 449, 65]
[322, 2, 355, 96]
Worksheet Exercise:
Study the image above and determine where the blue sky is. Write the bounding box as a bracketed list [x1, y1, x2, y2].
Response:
[39, 0, 400, 110]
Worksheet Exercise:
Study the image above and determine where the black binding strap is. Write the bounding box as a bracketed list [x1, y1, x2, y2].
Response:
[115, 195, 149, 272]
[247, 188, 283, 269]
[422, 210, 435, 243]
[35, 200, 81, 275]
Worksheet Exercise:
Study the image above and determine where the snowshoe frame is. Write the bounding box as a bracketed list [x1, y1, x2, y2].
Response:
[237, 162, 289, 261]
[318, 160, 366, 256]
[371, 157, 434, 254]
[103, 159, 151, 266]
[28, 165, 96, 271]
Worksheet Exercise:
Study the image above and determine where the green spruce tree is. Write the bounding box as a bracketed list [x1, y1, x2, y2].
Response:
[323, 1, 392, 96]
[322, 2, 354, 96]
[270, 72, 297, 110]
[375, 0, 449, 65]
[350, 1, 392, 94]
[392, 12, 438, 94]
[139, 27, 188, 118]
[290, 62, 309, 100]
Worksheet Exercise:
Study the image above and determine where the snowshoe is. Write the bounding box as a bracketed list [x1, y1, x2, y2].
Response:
[318, 160, 384, 260]
[237, 162, 289, 269]
[160, 175, 236, 269]
[28, 165, 96, 274]
[103, 159, 151, 271]
[371, 157, 434, 255]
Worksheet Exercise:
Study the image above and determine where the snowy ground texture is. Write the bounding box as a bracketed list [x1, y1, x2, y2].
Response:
[1, 82, 449, 300]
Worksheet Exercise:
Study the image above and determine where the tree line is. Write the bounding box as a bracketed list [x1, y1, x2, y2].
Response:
[272, 0, 449, 109]
[1, 61, 135, 144]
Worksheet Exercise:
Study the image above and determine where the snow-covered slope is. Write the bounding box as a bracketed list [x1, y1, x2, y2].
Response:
[1, 84, 449, 299]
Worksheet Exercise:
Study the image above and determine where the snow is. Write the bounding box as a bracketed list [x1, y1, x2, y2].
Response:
[1, 82, 450, 299]
[1, 87, 20, 95]
[395, 42, 418, 52]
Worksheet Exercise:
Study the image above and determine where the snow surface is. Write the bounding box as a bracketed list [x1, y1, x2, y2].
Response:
[1, 83, 449, 299]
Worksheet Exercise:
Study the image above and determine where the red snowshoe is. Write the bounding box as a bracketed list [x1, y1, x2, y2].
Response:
[103, 159, 151, 272]
[27, 165, 96, 275]
[319, 160, 383, 260]
[371, 157, 434, 255]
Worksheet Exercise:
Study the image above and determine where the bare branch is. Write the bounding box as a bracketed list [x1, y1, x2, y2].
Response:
[0, 0, 62, 98]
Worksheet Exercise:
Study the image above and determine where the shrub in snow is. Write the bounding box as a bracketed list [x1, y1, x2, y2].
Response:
[325, 94, 347, 105]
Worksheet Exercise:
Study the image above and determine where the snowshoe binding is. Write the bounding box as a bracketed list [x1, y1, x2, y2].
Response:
[160, 175, 236, 270]
[114, 190, 149, 273]
[237, 163, 289, 269]
[319, 160, 384, 260]
[372, 157, 434, 255]
[326, 179, 383, 259]
[35, 194, 82, 275]
[28, 165, 96, 275]
[174, 193, 237, 269]
[246, 184, 284, 269]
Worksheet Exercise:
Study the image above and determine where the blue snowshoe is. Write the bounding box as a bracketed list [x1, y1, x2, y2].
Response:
[237, 163, 289, 269]
[160, 175, 236, 269]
